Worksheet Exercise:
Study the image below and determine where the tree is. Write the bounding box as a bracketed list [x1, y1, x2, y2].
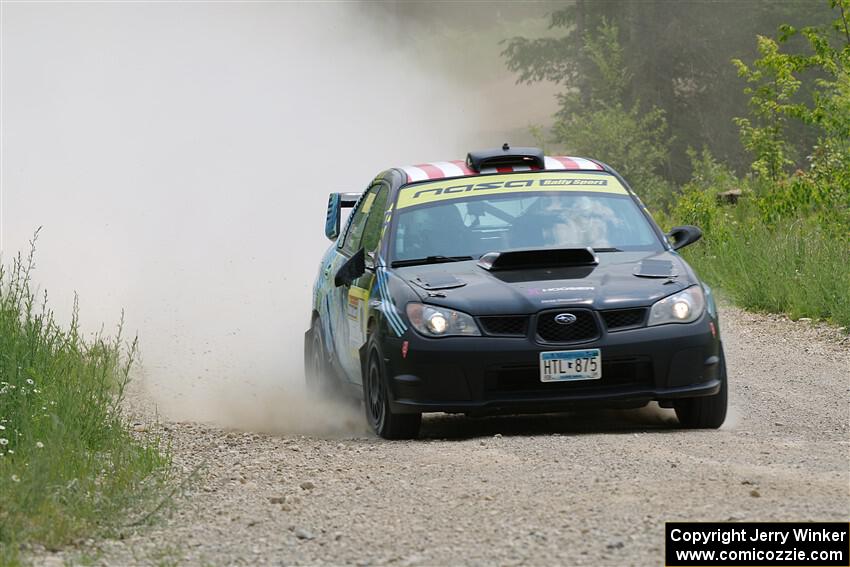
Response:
[502, 1, 834, 182]
[545, 18, 672, 207]
[734, 0, 850, 226]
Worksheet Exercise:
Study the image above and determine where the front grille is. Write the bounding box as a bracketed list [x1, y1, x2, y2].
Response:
[479, 316, 529, 337]
[536, 309, 599, 343]
[601, 308, 647, 331]
[486, 357, 653, 394]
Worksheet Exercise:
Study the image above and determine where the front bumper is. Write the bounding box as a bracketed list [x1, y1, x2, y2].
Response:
[382, 313, 722, 414]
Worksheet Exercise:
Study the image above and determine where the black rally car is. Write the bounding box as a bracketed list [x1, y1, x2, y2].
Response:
[306, 146, 727, 439]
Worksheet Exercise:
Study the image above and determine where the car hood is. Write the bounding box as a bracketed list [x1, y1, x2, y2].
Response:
[393, 250, 697, 315]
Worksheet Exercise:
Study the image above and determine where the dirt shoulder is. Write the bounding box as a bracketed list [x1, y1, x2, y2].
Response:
[39, 307, 850, 566]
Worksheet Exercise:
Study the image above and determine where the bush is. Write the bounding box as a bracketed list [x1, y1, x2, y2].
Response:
[0, 237, 170, 564]
[670, 149, 741, 240]
[683, 218, 850, 328]
[670, 148, 849, 329]
[555, 102, 673, 210]
[535, 18, 674, 211]
[670, 0, 850, 329]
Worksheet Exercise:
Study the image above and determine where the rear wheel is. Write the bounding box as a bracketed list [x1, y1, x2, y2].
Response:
[674, 348, 728, 429]
[364, 337, 421, 439]
[305, 318, 334, 396]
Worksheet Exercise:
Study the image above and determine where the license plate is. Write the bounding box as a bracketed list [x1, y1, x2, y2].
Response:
[540, 349, 602, 382]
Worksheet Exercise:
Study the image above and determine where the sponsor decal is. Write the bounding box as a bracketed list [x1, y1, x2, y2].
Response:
[527, 286, 595, 296]
[346, 296, 359, 320]
[360, 192, 376, 214]
[396, 172, 628, 209]
[410, 179, 534, 201]
[539, 178, 607, 186]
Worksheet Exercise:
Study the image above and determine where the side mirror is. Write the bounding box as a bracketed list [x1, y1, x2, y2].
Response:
[325, 194, 342, 241]
[667, 225, 702, 250]
[335, 248, 366, 287]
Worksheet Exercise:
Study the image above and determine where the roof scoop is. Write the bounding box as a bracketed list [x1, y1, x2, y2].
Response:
[466, 144, 545, 172]
[478, 248, 598, 271]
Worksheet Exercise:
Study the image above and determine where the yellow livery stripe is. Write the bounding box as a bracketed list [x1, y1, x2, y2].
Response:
[348, 286, 370, 301]
[396, 172, 627, 209]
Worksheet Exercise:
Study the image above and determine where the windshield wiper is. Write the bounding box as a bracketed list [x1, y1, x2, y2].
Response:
[391, 255, 474, 268]
[593, 247, 623, 253]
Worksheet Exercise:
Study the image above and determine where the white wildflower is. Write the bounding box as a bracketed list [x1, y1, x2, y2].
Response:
[0, 438, 7, 446]
[36, 441, 44, 449]
[26, 379, 34, 385]
[11, 475, 20, 483]
[0, 425, 5, 430]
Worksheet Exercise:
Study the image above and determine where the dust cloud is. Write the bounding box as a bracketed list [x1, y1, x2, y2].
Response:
[1, 2, 557, 434]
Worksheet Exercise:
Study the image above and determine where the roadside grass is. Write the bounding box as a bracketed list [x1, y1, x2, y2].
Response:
[682, 220, 850, 330]
[0, 237, 171, 565]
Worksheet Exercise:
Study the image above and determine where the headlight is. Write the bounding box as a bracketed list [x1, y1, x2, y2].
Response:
[648, 285, 706, 326]
[405, 303, 481, 337]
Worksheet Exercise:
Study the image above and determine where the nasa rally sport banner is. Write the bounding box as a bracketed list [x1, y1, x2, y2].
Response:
[665, 522, 849, 567]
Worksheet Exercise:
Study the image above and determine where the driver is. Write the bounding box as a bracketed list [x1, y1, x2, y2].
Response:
[403, 204, 471, 257]
[509, 194, 616, 248]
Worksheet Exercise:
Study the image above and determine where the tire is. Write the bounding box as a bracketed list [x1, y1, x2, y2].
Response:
[305, 317, 334, 396]
[674, 348, 728, 429]
[364, 336, 421, 440]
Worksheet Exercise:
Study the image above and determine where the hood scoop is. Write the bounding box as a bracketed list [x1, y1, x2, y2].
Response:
[478, 248, 598, 271]
[633, 259, 677, 278]
[410, 271, 467, 291]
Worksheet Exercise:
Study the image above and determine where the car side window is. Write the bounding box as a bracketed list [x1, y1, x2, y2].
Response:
[341, 184, 380, 256]
[360, 185, 389, 253]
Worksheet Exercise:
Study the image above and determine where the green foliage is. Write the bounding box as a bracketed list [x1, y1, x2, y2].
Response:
[0, 235, 171, 563]
[669, 148, 849, 328]
[506, 1, 849, 329]
[542, 18, 673, 210]
[671, 149, 740, 240]
[502, 0, 834, 181]
[733, 1, 850, 184]
[555, 102, 671, 209]
[682, 219, 850, 328]
[731, 0, 850, 229]
[575, 17, 629, 105]
[732, 36, 801, 179]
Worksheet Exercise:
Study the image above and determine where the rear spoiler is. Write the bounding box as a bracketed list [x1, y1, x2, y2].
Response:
[325, 192, 362, 241]
[339, 192, 361, 207]
[478, 248, 598, 271]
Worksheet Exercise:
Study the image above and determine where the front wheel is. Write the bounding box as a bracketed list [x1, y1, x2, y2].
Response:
[364, 338, 421, 440]
[674, 348, 728, 429]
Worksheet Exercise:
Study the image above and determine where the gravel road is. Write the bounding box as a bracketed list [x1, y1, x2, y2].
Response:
[41, 307, 849, 566]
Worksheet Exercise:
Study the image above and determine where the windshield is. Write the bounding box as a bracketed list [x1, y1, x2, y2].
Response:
[390, 172, 662, 262]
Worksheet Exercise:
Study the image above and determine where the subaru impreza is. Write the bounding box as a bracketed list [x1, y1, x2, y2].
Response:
[305, 146, 727, 438]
